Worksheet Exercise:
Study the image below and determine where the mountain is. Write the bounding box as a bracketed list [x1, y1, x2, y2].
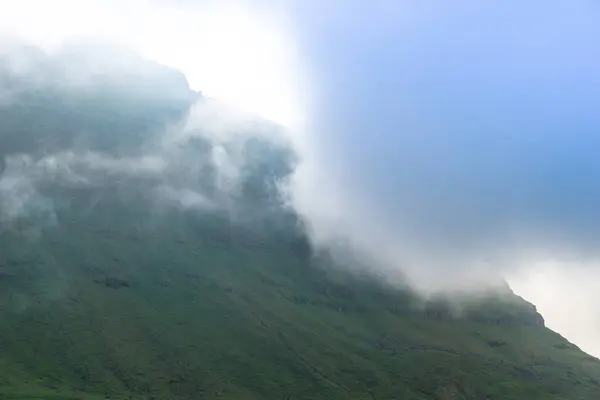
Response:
[1, 44, 599, 400]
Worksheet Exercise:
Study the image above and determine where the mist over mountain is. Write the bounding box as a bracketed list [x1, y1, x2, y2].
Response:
[0, 40, 297, 230]
[1, 41, 600, 399]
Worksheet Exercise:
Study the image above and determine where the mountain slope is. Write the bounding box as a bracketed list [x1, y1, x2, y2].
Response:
[0, 44, 599, 400]
[2, 201, 600, 400]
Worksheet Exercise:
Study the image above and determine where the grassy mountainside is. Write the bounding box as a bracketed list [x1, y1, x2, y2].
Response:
[1, 45, 600, 400]
[2, 200, 600, 400]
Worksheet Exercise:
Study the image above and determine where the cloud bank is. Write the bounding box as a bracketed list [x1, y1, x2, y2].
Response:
[0, 38, 294, 232]
[2, 1, 600, 305]
[3, 0, 600, 355]
[285, 1, 600, 291]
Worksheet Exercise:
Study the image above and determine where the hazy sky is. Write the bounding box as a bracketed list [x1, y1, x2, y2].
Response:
[287, 1, 600, 355]
[3, 0, 600, 356]
[0, 0, 304, 126]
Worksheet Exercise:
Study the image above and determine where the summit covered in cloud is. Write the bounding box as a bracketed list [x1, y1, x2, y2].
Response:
[2, 0, 600, 356]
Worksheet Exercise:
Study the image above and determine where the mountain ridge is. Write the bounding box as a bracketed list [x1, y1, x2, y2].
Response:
[0, 43, 598, 399]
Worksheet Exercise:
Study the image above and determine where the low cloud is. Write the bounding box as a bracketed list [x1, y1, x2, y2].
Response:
[3, 1, 600, 305]
[285, 1, 600, 294]
[0, 39, 294, 231]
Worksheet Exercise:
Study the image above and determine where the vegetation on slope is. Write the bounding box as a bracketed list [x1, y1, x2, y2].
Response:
[2, 198, 600, 400]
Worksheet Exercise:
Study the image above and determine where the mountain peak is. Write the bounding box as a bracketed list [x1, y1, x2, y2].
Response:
[0, 40, 599, 400]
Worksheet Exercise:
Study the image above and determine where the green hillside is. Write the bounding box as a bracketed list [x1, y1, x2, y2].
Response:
[1, 45, 599, 399]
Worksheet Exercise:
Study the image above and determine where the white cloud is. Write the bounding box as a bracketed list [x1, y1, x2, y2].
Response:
[0, 0, 305, 127]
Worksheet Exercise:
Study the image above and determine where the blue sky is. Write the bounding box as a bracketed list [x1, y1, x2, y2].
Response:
[284, 1, 600, 353]
[288, 1, 600, 273]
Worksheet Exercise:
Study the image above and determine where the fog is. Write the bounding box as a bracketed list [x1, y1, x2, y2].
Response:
[286, 0, 600, 353]
[2, 0, 600, 355]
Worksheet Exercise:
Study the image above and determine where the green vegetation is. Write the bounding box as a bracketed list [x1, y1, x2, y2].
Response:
[2, 200, 600, 399]
[1, 45, 600, 399]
